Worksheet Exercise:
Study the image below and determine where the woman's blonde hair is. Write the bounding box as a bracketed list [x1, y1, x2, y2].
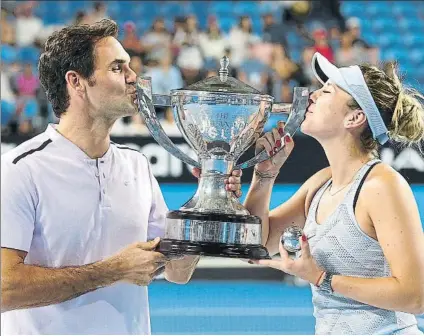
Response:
[347, 63, 424, 154]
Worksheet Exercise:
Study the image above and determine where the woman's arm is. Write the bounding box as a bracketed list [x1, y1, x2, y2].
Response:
[244, 122, 333, 256]
[329, 165, 424, 314]
[243, 124, 295, 255]
[244, 139, 331, 256]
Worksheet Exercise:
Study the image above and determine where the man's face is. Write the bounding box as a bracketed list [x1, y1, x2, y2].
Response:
[84, 36, 138, 120]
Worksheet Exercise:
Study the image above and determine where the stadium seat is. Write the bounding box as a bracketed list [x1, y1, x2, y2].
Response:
[257, 1, 279, 16]
[365, 2, 392, 17]
[107, 2, 121, 17]
[34, 1, 48, 17]
[22, 98, 39, 121]
[404, 34, 424, 48]
[409, 48, 424, 66]
[43, 9, 64, 25]
[1, 101, 15, 126]
[377, 33, 402, 49]
[159, 1, 194, 17]
[209, 2, 233, 16]
[340, 2, 364, 17]
[192, 1, 208, 19]
[397, 17, 424, 31]
[372, 18, 395, 34]
[251, 17, 263, 35]
[219, 16, 236, 34]
[361, 32, 378, 47]
[380, 49, 399, 62]
[1, 45, 18, 64]
[233, 2, 258, 17]
[18, 47, 40, 66]
[392, 2, 417, 16]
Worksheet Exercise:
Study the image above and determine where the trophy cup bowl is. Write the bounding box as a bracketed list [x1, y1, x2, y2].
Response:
[136, 56, 309, 259]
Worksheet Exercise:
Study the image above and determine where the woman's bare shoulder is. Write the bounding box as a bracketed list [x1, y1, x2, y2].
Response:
[360, 162, 414, 210]
[364, 162, 410, 191]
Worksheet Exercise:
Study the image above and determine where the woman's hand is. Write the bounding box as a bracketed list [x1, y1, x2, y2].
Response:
[192, 168, 243, 198]
[254, 121, 295, 176]
[250, 234, 324, 285]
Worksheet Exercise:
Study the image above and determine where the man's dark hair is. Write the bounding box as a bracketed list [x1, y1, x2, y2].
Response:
[38, 19, 118, 118]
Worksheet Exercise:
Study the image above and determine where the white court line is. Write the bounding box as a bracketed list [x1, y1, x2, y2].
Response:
[151, 307, 313, 317]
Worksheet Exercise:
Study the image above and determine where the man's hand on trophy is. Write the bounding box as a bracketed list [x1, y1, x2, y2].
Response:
[254, 121, 294, 176]
[192, 168, 243, 198]
[106, 238, 170, 286]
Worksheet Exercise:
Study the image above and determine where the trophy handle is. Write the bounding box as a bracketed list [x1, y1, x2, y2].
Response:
[234, 87, 310, 170]
[136, 77, 201, 168]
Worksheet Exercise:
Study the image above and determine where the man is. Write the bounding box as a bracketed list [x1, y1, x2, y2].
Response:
[1, 19, 242, 335]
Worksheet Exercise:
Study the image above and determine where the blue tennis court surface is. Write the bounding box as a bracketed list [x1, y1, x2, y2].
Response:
[149, 280, 424, 334]
[149, 281, 315, 335]
[151, 184, 424, 334]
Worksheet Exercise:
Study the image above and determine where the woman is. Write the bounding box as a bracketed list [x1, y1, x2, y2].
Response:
[243, 52, 424, 334]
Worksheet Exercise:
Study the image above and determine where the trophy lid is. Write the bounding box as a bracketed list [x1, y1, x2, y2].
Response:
[176, 56, 262, 95]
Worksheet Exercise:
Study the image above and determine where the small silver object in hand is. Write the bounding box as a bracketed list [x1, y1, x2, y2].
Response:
[281, 226, 303, 253]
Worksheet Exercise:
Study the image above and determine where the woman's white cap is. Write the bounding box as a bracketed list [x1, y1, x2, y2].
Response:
[311, 52, 389, 145]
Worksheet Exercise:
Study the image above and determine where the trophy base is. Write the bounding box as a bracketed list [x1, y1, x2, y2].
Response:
[156, 238, 270, 260]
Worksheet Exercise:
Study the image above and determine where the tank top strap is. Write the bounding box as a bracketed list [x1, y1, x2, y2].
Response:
[344, 159, 382, 209]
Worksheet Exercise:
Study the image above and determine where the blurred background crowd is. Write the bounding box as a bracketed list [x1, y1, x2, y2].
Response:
[1, 0, 423, 137]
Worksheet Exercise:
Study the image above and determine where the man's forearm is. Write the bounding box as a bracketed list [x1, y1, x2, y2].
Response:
[2, 259, 119, 312]
[165, 255, 200, 284]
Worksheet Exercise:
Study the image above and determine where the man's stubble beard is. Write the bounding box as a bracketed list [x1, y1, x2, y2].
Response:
[103, 99, 138, 121]
[89, 78, 138, 119]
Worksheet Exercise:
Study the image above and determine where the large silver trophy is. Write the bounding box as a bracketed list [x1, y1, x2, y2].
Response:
[136, 56, 309, 259]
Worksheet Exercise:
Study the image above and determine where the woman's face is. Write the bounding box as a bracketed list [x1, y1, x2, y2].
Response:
[301, 81, 354, 141]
